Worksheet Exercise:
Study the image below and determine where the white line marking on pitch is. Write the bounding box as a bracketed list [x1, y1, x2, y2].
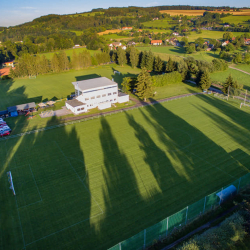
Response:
[54, 141, 103, 214]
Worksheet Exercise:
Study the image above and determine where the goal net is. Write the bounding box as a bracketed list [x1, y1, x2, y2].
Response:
[29, 75, 36, 79]
[7, 171, 16, 195]
[228, 86, 250, 107]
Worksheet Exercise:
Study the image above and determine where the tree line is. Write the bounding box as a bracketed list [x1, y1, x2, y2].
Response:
[9, 50, 110, 78]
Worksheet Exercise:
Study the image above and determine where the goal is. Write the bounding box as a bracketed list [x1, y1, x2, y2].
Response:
[7, 171, 16, 195]
[29, 75, 36, 79]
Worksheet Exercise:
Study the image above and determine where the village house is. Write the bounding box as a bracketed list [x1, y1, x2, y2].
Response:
[66, 77, 129, 115]
[108, 42, 122, 50]
[222, 40, 229, 46]
[150, 40, 162, 45]
[153, 17, 159, 20]
[122, 27, 132, 30]
[127, 41, 136, 46]
[245, 38, 250, 45]
[2, 61, 15, 68]
[172, 32, 179, 36]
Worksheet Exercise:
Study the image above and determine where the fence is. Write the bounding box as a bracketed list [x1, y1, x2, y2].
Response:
[108, 172, 250, 250]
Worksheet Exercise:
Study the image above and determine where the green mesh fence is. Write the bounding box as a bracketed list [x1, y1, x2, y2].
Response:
[108, 173, 250, 250]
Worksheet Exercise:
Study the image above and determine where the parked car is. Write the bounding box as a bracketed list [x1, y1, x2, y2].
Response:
[0, 118, 4, 122]
[0, 126, 11, 132]
[0, 130, 10, 137]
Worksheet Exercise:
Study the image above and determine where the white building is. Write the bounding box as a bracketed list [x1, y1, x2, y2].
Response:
[66, 77, 129, 114]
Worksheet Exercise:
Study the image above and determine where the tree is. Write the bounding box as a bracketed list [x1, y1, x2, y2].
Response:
[223, 74, 239, 94]
[165, 57, 176, 72]
[225, 43, 235, 52]
[140, 51, 147, 68]
[146, 50, 154, 71]
[244, 53, 250, 64]
[197, 70, 211, 90]
[71, 50, 79, 69]
[136, 67, 154, 101]
[51, 53, 60, 73]
[186, 45, 196, 54]
[58, 51, 69, 71]
[154, 55, 163, 72]
[233, 53, 242, 64]
[117, 47, 127, 66]
[223, 32, 234, 41]
[129, 47, 139, 68]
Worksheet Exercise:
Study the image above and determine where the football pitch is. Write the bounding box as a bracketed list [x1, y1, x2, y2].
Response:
[1, 95, 250, 250]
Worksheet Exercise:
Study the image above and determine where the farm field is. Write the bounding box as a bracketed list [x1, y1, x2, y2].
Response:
[159, 9, 250, 16]
[102, 34, 129, 39]
[1, 94, 250, 250]
[98, 29, 122, 35]
[142, 19, 171, 28]
[211, 67, 250, 89]
[40, 47, 99, 60]
[221, 16, 250, 25]
[0, 65, 141, 111]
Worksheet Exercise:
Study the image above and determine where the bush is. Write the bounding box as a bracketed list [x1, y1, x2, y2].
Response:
[177, 212, 246, 250]
[152, 71, 183, 87]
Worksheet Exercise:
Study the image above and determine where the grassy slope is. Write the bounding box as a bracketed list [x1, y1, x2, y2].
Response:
[142, 19, 171, 28]
[1, 94, 250, 250]
[234, 64, 250, 74]
[40, 47, 99, 60]
[211, 67, 250, 89]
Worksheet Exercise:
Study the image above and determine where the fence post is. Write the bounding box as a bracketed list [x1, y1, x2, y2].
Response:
[219, 187, 223, 206]
[185, 206, 189, 224]
[166, 217, 169, 237]
[144, 229, 146, 249]
[237, 177, 242, 193]
[203, 196, 206, 214]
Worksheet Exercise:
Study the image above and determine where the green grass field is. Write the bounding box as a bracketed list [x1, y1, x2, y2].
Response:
[103, 34, 129, 39]
[234, 64, 250, 74]
[221, 16, 250, 25]
[211, 67, 250, 89]
[0, 65, 141, 111]
[142, 19, 171, 28]
[1, 94, 250, 250]
[40, 47, 99, 60]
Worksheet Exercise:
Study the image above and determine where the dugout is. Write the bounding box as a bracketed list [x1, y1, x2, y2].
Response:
[216, 185, 237, 204]
[0, 110, 8, 118]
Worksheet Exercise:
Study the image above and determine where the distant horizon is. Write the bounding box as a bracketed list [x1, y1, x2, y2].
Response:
[1, 2, 250, 27]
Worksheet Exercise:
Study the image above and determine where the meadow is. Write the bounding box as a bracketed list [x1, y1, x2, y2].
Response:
[1, 94, 250, 250]
[40, 47, 99, 60]
[211, 67, 250, 89]
[98, 29, 122, 36]
[234, 64, 250, 74]
[142, 19, 171, 28]
[221, 16, 250, 25]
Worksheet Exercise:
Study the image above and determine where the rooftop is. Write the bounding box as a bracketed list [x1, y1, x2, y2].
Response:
[7, 102, 36, 112]
[66, 99, 85, 107]
[72, 77, 117, 92]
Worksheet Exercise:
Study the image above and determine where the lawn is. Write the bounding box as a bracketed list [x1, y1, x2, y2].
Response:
[102, 34, 129, 40]
[211, 67, 250, 89]
[234, 64, 250, 74]
[1, 94, 250, 250]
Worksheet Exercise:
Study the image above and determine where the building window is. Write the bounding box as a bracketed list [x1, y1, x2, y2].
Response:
[102, 94, 106, 97]
[97, 95, 101, 98]
[81, 107, 84, 110]
[85, 98, 89, 101]
[114, 99, 116, 101]
[91, 96, 95, 99]
[113, 92, 117, 95]
[108, 93, 112, 96]
[77, 108, 80, 111]
[87, 105, 89, 107]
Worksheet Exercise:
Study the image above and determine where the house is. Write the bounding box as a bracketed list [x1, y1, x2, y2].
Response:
[168, 38, 178, 46]
[127, 41, 136, 46]
[2, 61, 14, 68]
[153, 17, 159, 20]
[122, 27, 132, 30]
[172, 32, 179, 36]
[108, 42, 122, 50]
[224, 24, 230, 27]
[66, 77, 129, 115]
[0, 67, 11, 77]
[151, 40, 162, 45]
[222, 41, 229, 46]
[121, 45, 127, 50]
[245, 38, 250, 45]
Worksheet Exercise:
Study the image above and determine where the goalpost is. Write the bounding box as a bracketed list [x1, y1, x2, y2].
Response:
[7, 171, 16, 195]
[29, 75, 36, 79]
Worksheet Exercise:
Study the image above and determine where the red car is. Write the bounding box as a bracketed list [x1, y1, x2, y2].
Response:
[0, 130, 10, 137]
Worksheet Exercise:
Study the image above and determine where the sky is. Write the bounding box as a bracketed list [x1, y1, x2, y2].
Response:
[1, 0, 250, 27]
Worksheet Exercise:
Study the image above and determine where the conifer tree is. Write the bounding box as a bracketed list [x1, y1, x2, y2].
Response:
[198, 70, 211, 90]
[146, 50, 154, 71]
[117, 47, 127, 66]
[140, 51, 147, 68]
[58, 51, 69, 71]
[154, 55, 163, 72]
[136, 67, 154, 101]
[223, 74, 239, 94]
[165, 57, 176, 72]
[129, 47, 139, 68]
[51, 53, 60, 73]
[71, 50, 79, 69]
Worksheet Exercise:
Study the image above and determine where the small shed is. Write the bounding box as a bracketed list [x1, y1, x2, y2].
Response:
[7, 102, 36, 116]
[38, 103, 46, 108]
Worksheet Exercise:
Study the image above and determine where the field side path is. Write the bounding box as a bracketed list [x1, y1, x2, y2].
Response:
[161, 204, 239, 250]
[229, 65, 250, 76]
[0, 92, 204, 141]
